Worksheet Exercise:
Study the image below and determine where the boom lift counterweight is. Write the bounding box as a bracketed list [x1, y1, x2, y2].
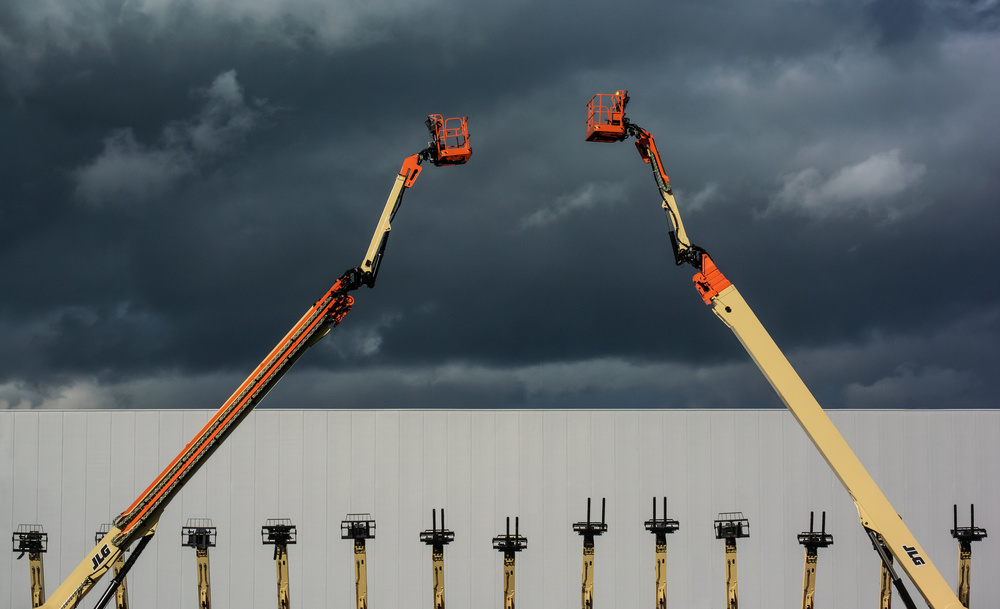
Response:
[585, 90, 963, 609]
[41, 115, 471, 609]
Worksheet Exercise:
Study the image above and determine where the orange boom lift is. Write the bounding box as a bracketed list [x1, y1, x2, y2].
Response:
[41, 115, 471, 609]
[585, 90, 963, 609]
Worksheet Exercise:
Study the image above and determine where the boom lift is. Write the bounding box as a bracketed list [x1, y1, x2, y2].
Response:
[12, 524, 48, 608]
[181, 519, 217, 609]
[797, 511, 834, 609]
[342, 514, 376, 609]
[644, 498, 679, 609]
[420, 509, 455, 609]
[950, 504, 987, 608]
[39, 115, 471, 609]
[262, 518, 297, 609]
[573, 498, 607, 609]
[492, 517, 528, 609]
[714, 513, 750, 609]
[585, 90, 964, 609]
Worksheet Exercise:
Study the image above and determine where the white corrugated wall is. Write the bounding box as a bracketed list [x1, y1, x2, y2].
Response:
[1, 409, 998, 609]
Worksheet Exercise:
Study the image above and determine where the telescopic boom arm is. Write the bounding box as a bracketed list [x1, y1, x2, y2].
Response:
[41, 115, 471, 609]
[586, 90, 962, 609]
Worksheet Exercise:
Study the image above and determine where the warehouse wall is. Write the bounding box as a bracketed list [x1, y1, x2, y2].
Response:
[1, 409, 998, 609]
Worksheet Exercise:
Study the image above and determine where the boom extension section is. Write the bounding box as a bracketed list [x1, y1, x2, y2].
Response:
[585, 90, 962, 609]
[42, 115, 470, 609]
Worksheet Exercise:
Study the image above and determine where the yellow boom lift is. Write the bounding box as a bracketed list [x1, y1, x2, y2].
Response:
[492, 517, 528, 609]
[419, 509, 455, 609]
[181, 519, 217, 609]
[585, 90, 964, 609]
[342, 514, 376, 609]
[950, 504, 987, 608]
[262, 518, 297, 609]
[643, 497, 679, 609]
[39, 115, 471, 609]
[714, 512, 749, 609]
[12, 524, 48, 608]
[797, 511, 833, 609]
[572, 498, 607, 609]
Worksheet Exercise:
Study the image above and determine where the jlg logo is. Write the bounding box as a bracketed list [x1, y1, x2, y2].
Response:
[902, 545, 926, 566]
[91, 544, 111, 570]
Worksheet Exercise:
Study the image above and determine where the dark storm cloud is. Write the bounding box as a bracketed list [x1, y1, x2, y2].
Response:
[73, 70, 271, 207]
[1, 0, 998, 410]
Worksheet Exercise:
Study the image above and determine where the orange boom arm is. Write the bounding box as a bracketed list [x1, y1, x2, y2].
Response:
[42, 115, 471, 609]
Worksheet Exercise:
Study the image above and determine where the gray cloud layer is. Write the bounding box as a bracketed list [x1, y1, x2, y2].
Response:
[1, 0, 998, 411]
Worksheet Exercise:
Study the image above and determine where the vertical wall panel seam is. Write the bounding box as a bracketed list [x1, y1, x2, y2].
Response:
[6, 414, 14, 607]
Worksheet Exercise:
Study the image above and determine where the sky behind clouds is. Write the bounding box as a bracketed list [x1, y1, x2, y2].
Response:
[1, 0, 999, 411]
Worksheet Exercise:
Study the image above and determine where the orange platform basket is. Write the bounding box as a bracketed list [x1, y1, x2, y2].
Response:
[427, 115, 472, 165]
[585, 90, 630, 142]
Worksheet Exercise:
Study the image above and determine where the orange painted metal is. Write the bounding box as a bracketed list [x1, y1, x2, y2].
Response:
[634, 129, 669, 185]
[428, 115, 472, 165]
[401, 154, 423, 187]
[586, 91, 629, 142]
[115, 281, 354, 543]
[693, 255, 732, 305]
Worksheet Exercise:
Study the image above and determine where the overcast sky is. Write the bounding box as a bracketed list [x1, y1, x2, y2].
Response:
[1, 0, 998, 411]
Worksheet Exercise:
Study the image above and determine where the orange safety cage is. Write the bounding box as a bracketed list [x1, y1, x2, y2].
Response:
[428, 115, 472, 165]
[585, 90, 629, 142]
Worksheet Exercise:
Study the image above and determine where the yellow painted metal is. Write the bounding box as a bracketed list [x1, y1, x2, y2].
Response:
[196, 547, 211, 609]
[724, 538, 738, 609]
[596, 104, 963, 609]
[432, 550, 446, 609]
[709, 284, 964, 609]
[956, 545, 971, 608]
[275, 544, 290, 609]
[582, 545, 595, 609]
[503, 556, 516, 609]
[361, 171, 411, 276]
[28, 551, 45, 608]
[654, 541, 667, 609]
[110, 552, 129, 609]
[40, 525, 129, 609]
[354, 541, 368, 609]
[800, 550, 817, 609]
[880, 555, 894, 609]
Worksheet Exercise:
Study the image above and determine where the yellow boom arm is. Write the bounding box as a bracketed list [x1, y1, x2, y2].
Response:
[585, 90, 962, 609]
